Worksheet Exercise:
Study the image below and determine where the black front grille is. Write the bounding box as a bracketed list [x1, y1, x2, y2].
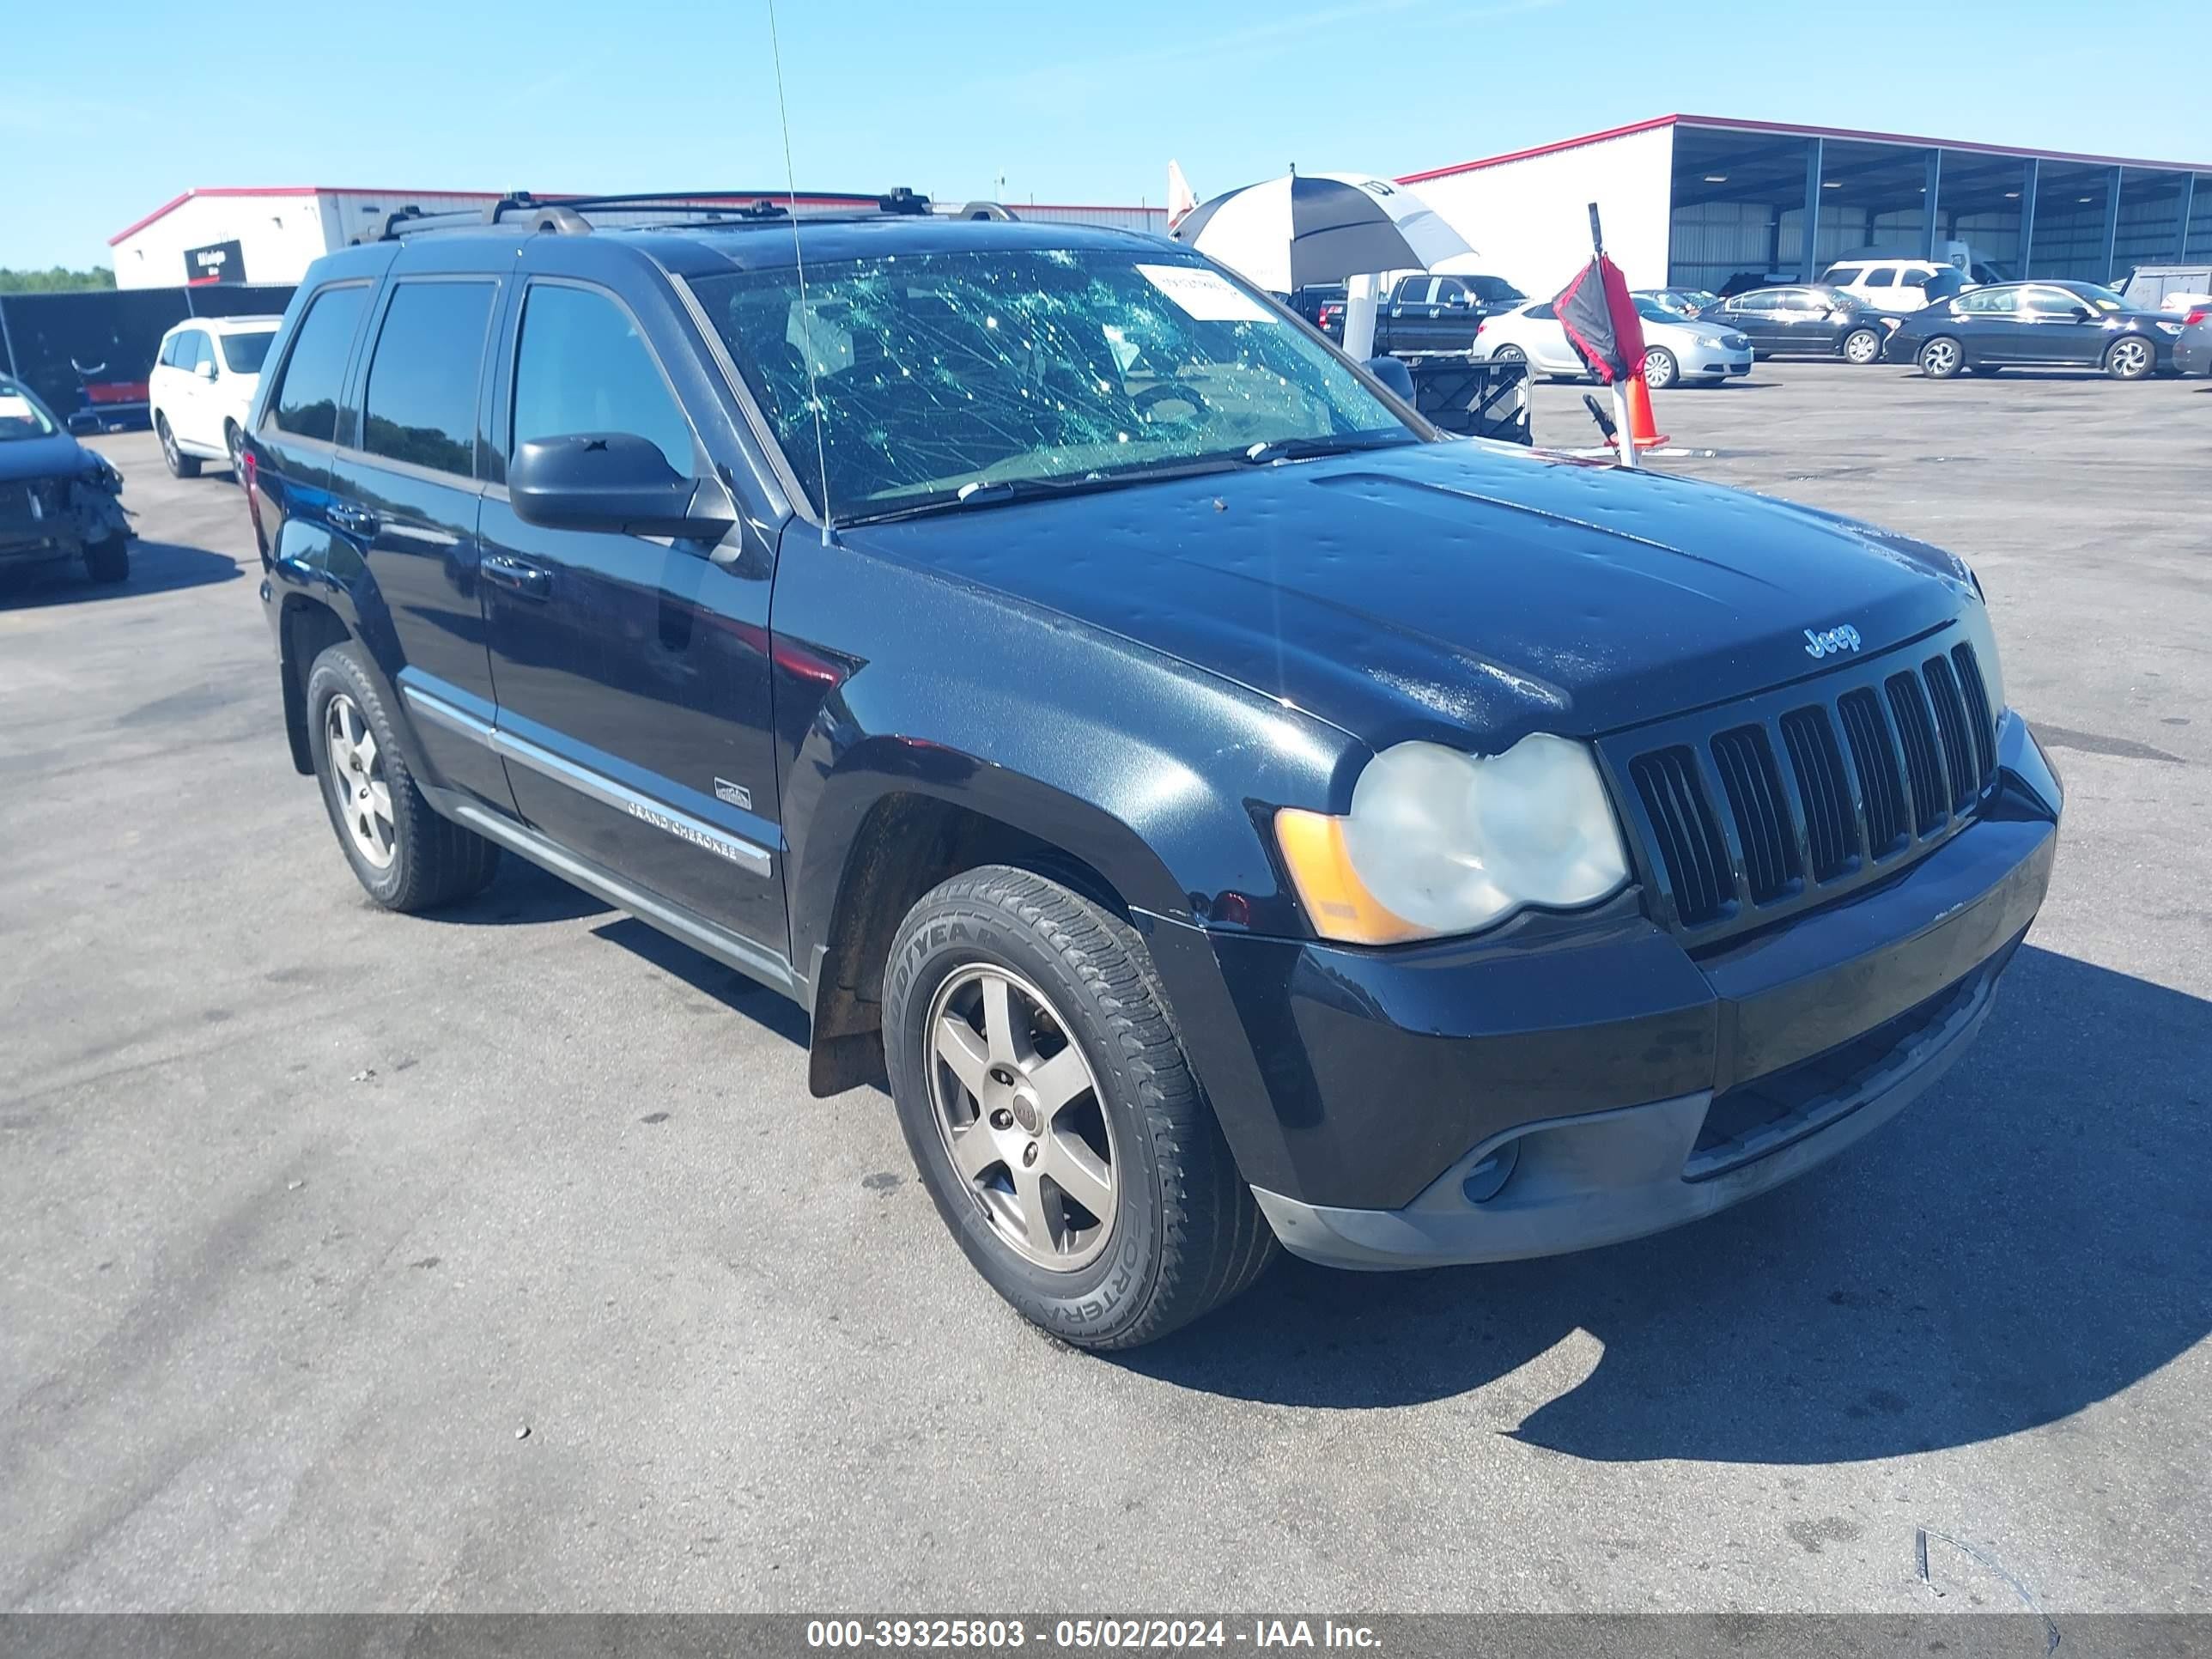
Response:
[1886, 671, 1948, 834]
[1614, 638, 1999, 938]
[1711, 724, 1798, 902]
[1779, 706, 1852, 881]
[1628, 746, 1730, 925]
[1837, 688, 1907, 857]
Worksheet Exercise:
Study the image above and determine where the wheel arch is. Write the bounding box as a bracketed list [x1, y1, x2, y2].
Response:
[793, 754, 1182, 1098]
[278, 594, 354, 775]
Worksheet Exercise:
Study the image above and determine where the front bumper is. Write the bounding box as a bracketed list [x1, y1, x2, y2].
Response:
[1164, 714, 2060, 1271]
[1680, 344, 1753, 378]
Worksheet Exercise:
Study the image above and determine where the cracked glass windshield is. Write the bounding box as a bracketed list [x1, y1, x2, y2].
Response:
[692, 248, 1415, 522]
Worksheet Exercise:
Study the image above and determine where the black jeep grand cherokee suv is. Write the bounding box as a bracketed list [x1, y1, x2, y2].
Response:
[245, 195, 2060, 1349]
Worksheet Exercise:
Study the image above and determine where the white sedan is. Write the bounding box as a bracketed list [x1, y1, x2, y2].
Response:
[1472, 298, 1753, 389]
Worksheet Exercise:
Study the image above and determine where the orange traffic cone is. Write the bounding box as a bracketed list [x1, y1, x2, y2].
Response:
[1626, 366, 1669, 451]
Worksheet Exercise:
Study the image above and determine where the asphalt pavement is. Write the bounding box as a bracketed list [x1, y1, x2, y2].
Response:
[3, 360, 2208, 1617]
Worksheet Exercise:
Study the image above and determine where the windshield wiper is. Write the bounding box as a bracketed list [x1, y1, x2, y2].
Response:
[838, 458, 1250, 526]
[1238, 432, 1418, 466]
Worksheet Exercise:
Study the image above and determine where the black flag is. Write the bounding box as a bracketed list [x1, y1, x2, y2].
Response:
[1554, 252, 1648, 386]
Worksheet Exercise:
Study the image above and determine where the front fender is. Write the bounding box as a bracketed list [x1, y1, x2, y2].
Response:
[772, 536, 1359, 979]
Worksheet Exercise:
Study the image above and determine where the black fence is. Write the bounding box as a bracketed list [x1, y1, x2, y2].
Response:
[0, 283, 297, 433]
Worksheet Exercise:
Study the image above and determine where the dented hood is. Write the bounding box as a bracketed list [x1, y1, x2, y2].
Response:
[843, 440, 1978, 750]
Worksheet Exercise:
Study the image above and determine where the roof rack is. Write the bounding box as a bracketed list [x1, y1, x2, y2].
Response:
[353, 187, 935, 245]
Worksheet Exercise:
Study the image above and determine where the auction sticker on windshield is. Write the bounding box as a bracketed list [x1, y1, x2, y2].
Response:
[1137, 264, 1273, 324]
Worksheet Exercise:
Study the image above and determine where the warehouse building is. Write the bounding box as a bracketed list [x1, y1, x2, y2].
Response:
[106, 187, 1167, 289]
[1401, 115, 2212, 295]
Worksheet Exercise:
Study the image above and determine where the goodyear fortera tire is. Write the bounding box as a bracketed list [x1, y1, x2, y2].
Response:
[304, 641, 499, 912]
[884, 866, 1276, 1350]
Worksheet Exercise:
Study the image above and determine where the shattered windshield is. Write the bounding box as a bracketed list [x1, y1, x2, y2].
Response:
[691, 248, 1415, 521]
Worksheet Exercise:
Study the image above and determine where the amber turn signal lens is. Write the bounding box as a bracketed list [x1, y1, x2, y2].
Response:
[1273, 806, 1429, 946]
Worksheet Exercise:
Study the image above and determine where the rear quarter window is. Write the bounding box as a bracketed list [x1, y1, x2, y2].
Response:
[269, 285, 373, 444]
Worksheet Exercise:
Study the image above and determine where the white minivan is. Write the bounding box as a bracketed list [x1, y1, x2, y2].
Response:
[149, 315, 283, 479]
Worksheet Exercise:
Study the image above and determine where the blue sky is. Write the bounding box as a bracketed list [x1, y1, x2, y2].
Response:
[4, 0, 2194, 270]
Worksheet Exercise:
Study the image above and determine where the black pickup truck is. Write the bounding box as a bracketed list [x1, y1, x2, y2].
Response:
[1297, 272, 1527, 354]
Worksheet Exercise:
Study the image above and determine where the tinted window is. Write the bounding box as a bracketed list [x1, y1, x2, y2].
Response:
[1525, 301, 1558, 320]
[270, 286, 371, 443]
[1734, 291, 1778, 313]
[1391, 276, 1432, 303]
[510, 284, 694, 476]
[362, 282, 495, 477]
[220, 330, 276, 374]
[1865, 268, 1898, 287]
[1470, 276, 1524, 303]
[2022, 285, 2082, 315]
[1826, 265, 1865, 286]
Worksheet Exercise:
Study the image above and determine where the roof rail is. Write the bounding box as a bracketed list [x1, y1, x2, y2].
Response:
[353, 186, 936, 244]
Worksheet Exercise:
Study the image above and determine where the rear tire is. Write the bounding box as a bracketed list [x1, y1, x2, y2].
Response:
[82, 535, 130, 585]
[1641, 348, 1679, 390]
[884, 866, 1276, 1351]
[2104, 337, 2154, 380]
[156, 414, 200, 478]
[1842, 327, 1882, 366]
[1490, 343, 1526, 363]
[1917, 337, 1965, 379]
[304, 641, 500, 912]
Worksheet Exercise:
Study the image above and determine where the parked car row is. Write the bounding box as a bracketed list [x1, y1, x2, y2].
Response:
[1884, 280, 2193, 380]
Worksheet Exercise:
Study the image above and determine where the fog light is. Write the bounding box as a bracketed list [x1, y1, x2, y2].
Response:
[1461, 1140, 1520, 1204]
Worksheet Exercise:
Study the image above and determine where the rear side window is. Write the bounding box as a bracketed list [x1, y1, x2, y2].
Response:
[362, 282, 495, 477]
[270, 285, 371, 443]
[509, 284, 695, 476]
[220, 331, 276, 374]
[1826, 265, 1866, 286]
[1865, 268, 1898, 288]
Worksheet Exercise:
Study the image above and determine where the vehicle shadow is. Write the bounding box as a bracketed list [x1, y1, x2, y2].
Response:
[588, 913, 813, 1048]
[1117, 945, 2212, 1464]
[0, 538, 244, 609]
[428, 856, 611, 927]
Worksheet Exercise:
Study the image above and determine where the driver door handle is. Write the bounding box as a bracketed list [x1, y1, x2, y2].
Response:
[481, 552, 552, 599]
[327, 501, 378, 537]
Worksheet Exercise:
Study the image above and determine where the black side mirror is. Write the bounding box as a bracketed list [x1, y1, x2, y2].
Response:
[509, 433, 733, 541]
[1364, 356, 1416, 401]
[2069, 306, 2094, 323]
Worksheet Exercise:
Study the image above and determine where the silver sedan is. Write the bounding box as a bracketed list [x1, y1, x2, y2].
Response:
[1471, 298, 1753, 388]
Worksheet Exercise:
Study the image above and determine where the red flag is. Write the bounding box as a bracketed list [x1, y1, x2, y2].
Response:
[1554, 253, 1647, 386]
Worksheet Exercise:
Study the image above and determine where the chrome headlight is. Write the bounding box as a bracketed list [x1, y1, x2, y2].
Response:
[1276, 734, 1631, 944]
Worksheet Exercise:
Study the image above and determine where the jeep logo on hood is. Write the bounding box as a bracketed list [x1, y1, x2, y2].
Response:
[1803, 624, 1863, 659]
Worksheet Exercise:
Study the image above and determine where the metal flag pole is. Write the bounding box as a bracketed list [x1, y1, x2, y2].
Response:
[1591, 204, 1636, 470]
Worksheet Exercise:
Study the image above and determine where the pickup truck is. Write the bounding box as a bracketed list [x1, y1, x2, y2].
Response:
[1297, 273, 1527, 355]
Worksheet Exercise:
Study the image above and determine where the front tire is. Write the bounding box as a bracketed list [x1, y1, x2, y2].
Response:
[2105, 337, 2154, 380]
[1842, 327, 1882, 366]
[82, 535, 130, 585]
[884, 866, 1276, 1350]
[1918, 337, 1965, 379]
[305, 641, 499, 911]
[156, 414, 200, 478]
[1641, 348, 1679, 390]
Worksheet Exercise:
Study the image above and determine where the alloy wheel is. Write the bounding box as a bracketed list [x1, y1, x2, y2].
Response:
[160, 420, 179, 470]
[324, 693, 395, 869]
[1845, 330, 1879, 364]
[2110, 339, 2150, 378]
[1922, 340, 1959, 376]
[925, 963, 1117, 1272]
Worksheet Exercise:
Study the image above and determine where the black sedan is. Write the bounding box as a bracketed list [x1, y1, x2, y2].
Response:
[1703, 284, 1897, 365]
[1, 375, 133, 586]
[1886, 281, 2185, 380]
